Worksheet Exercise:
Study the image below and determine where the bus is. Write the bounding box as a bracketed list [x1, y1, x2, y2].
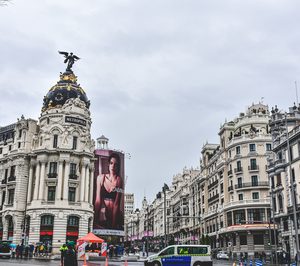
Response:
[0, 240, 12, 258]
[144, 244, 212, 266]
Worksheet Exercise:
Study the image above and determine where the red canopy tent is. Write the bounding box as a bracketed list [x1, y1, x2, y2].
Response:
[77, 232, 104, 244]
[77, 232, 105, 265]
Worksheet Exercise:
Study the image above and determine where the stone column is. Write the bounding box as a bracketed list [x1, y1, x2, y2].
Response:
[4, 184, 8, 205]
[78, 213, 89, 238]
[63, 162, 70, 201]
[84, 165, 89, 202]
[14, 215, 23, 245]
[2, 217, 8, 240]
[27, 164, 34, 203]
[33, 162, 41, 200]
[56, 161, 64, 201]
[80, 164, 86, 202]
[0, 190, 2, 206]
[27, 212, 40, 250]
[38, 162, 46, 200]
[52, 211, 67, 254]
[89, 166, 94, 204]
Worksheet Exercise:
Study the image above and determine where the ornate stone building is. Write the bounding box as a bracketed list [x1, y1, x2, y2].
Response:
[126, 103, 275, 258]
[268, 104, 300, 259]
[0, 64, 95, 253]
[199, 103, 273, 257]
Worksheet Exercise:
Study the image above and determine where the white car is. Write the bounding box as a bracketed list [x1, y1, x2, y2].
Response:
[217, 251, 229, 260]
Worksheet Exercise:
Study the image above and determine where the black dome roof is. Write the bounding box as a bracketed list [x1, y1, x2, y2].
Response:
[42, 71, 90, 112]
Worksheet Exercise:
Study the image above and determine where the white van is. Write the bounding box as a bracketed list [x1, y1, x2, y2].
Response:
[144, 244, 212, 266]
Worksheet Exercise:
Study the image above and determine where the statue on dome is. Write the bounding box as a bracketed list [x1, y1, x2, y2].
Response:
[58, 51, 80, 71]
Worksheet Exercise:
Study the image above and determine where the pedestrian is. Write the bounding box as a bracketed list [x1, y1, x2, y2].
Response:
[60, 243, 68, 266]
[63, 244, 78, 266]
[34, 244, 38, 257]
[39, 243, 44, 256]
[16, 244, 20, 259]
[29, 243, 34, 258]
[24, 245, 29, 258]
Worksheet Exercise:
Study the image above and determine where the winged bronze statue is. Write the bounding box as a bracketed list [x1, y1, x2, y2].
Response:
[58, 51, 80, 71]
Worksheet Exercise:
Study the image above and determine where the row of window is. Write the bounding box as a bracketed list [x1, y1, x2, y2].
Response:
[1, 162, 78, 183]
[0, 185, 77, 206]
[229, 143, 272, 158]
[49, 162, 77, 177]
[207, 141, 270, 173]
[208, 158, 260, 186]
[209, 175, 261, 198]
[47, 186, 76, 202]
[238, 192, 260, 201]
[229, 158, 258, 173]
[40, 215, 79, 226]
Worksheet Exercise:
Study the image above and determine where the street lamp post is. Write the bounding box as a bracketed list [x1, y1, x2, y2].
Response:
[162, 183, 169, 248]
[268, 184, 278, 265]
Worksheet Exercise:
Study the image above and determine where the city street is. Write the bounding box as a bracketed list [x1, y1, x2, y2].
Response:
[0, 258, 241, 266]
[0, 258, 145, 266]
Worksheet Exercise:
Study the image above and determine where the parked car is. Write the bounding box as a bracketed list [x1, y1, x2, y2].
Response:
[0, 241, 12, 259]
[217, 251, 229, 260]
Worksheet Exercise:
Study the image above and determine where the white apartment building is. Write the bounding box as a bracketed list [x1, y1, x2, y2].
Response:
[268, 104, 300, 259]
[126, 103, 274, 258]
[199, 103, 272, 258]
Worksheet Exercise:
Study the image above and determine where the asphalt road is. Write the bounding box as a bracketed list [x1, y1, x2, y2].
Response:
[0, 258, 234, 266]
[0, 258, 145, 266]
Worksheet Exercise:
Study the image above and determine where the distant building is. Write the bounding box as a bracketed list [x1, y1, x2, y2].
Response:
[125, 193, 134, 215]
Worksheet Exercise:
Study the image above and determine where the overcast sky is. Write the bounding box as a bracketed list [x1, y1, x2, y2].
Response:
[0, 0, 299, 208]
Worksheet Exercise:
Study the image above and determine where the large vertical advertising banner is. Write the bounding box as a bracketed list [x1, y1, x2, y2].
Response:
[93, 150, 125, 236]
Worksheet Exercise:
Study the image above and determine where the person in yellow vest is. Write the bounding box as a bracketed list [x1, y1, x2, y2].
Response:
[60, 244, 68, 266]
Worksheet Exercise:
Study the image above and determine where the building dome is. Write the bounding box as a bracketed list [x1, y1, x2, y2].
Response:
[42, 71, 90, 112]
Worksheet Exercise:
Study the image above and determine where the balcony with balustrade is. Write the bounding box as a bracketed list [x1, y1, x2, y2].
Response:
[223, 198, 270, 211]
[234, 167, 243, 174]
[234, 181, 269, 191]
[248, 165, 259, 172]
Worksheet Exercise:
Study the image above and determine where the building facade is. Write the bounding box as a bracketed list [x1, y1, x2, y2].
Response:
[125, 193, 134, 216]
[201, 103, 273, 258]
[268, 104, 300, 259]
[0, 67, 95, 253]
[125, 103, 275, 258]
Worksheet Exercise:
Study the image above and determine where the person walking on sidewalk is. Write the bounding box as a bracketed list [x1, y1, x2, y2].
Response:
[63, 244, 78, 266]
[60, 243, 68, 266]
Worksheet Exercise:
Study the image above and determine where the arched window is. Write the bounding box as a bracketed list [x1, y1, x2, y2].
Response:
[6, 215, 13, 240]
[66, 216, 79, 243]
[40, 215, 54, 245]
[88, 217, 93, 233]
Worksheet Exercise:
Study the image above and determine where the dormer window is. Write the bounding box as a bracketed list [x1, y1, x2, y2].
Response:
[53, 134, 58, 148]
[72, 136, 77, 150]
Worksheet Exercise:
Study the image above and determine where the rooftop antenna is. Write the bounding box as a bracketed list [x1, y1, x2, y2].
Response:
[295, 81, 299, 106]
